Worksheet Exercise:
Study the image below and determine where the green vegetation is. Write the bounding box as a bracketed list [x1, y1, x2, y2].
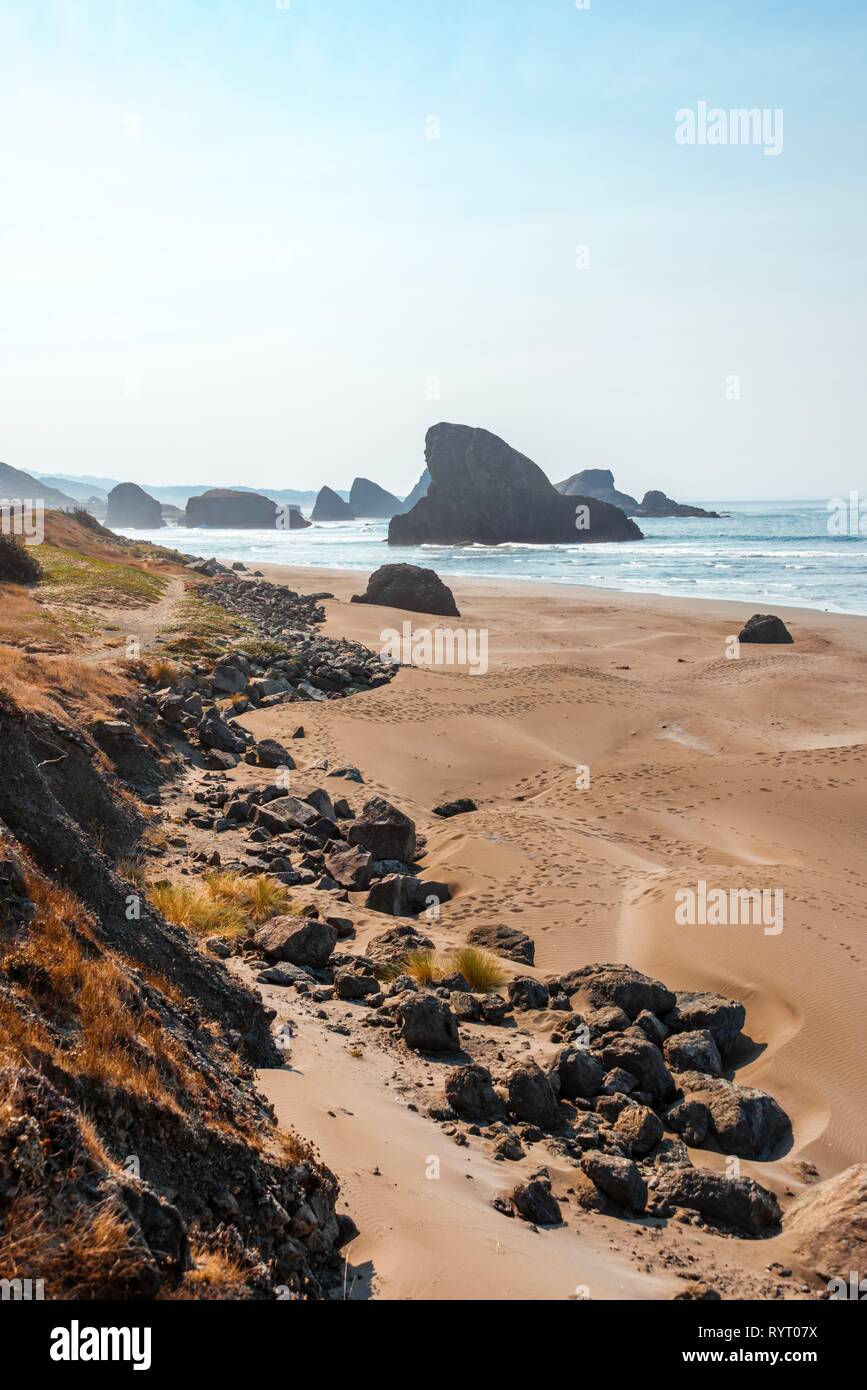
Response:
[162, 595, 251, 660]
[34, 545, 168, 605]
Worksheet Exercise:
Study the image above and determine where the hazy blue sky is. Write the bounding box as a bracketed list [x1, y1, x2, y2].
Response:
[1, 0, 864, 498]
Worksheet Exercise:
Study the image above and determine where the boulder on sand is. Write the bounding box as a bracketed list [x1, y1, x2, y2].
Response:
[505, 1061, 560, 1129]
[737, 613, 794, 645]
[348, 796, 416, 863]
[398, 995, 460, 1052]
[466, 923, 534, 965]
[253, 916, 337, 968]
[653, 1168, 781, 1236]
[581, 1152, 647, 1212]
[662, 990, 746, 1054]
[351, 563, 459, 618]
[509, 1177, 561, 1227]
[675, 1071, 790, 1159]
[389, 423, 643, 546]
[445, 1064, 505, 1123]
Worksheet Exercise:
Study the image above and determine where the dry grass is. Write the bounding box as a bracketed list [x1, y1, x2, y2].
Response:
[397, 948, 444, 986]
[165, 1247, 254, 1301]
[0, 643, 130, 717]
[449, 946, 505, 993]
[0, 1188, 151, 1299]
[145, 655, 184, 687]
[150, 872, 294, 939]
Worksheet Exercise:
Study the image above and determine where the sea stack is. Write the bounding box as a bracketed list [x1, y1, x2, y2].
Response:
[106, 482, 163, 529]
[557, 469, 639, 513]
[312, 486, 355, 522]
[635, 490, 720, 519]
[186, 489, 277, 528]
[389, 423, 643, 546]
[349, 478, 404, 518]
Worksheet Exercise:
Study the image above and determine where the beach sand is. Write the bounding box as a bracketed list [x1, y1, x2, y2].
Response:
[241, 565, 867, 1299]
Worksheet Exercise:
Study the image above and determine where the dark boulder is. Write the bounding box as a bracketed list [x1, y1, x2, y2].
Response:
[348, 796, 416, 863]
[596, 1034, 675, 1101]
[323, 843, 373, 892]
[365, 924, 433, 966]
[351, 563, 459, 618]
[653, 1168, 781, 1235]
[432, 797, 477, 818]
[560, 963, 675, 1020]
[509, 1177, 561, 1227]
[466, 923, 534, 965]
[398, 995, 460, 1052]
[253, 917, 337, 969]
[364, 874, 450, 917]
[507, 976, 550, 1011]
[557, 1046, 604, 1100]
[505, 1061, 560, 1130]
[581, 1153, 647, 1212]
[675, 1072, 790, 1159]
[663, 1028, 723, 1077]
[662, 991, 746, 1054]
[737, 613, 794, 645]
[613, 1103, 664, 1158]
[445, 1064, 505, 1123]
[389, 423, 643, 546]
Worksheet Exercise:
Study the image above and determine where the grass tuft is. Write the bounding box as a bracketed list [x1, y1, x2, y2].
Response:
[449, 945, 505, 992]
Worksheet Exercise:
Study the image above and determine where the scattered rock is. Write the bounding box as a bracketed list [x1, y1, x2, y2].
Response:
[663, 1028, 723, 1077]
[581, 1152, 647, 1213]
[509, 1177, 561, 1227]
[398, 995, 460, 1052]
[253, 917, 338, 969]
[505, 1062, 561, 1130]
[654, 1168, 781, 1235]
[738, 613, 794, 645]
[351, 563, 460, 618]
[445, 1065, 505, 1123]
[466, 923, 534, 965]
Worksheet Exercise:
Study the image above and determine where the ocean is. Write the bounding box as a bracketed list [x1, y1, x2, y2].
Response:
[129, 499, 867, 616]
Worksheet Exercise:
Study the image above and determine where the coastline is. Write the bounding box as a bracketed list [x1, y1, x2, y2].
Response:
[229, 561, 867, 1297]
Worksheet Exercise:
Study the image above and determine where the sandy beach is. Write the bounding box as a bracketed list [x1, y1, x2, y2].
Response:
[225, 565, 867, 1299]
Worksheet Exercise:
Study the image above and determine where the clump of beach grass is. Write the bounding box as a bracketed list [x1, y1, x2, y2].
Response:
[449, 946, 505, 993]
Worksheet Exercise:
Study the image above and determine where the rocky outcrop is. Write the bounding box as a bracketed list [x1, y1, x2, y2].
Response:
[312, 486, 355, 522]
[106, 482, 163, 530]
[738, 614, 794, 645]
[400, 468, 430, 512]
[783, 1165, 867, 1282]
[634, 490, 720, 519]
[349, 477, 404, 517]
[186, 489, 278, 528]
[556, 470, 719, 519]
[351, 563, 459, 617]
[556, 468, 639, 512]
[389, 424, 643, 546]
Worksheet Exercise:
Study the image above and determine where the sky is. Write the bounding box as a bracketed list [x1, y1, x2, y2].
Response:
[0, 0, 865, 500]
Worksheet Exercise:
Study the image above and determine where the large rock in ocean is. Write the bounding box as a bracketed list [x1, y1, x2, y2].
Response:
[634, 490, 719, 519]
[349, 477, 404, 517]
[106, 482, 162, 530]
[389, 424, 642, 546]
[186, 489, 276, 528]
[312, 486, 355, 522]
[400, 468, 430, 512]
[350, 563, 459, 617]
[556, 468, 639, 512]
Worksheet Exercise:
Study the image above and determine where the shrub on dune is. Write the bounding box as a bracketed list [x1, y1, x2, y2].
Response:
[450, 946, 505, 992]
